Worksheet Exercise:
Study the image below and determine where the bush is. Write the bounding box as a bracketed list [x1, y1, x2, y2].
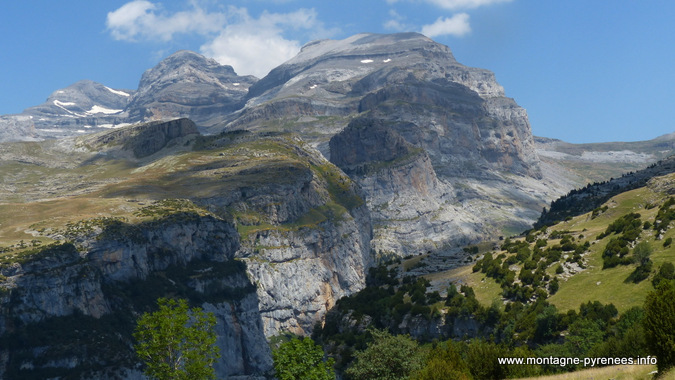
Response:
[653, 262, 675, 288]
[465, 340, 509, 380]
[346, 329, 423, 380]
[548, 277, 560, 295]
[413, 342, 472, 380]
[273, 336, 335, 380]
[632, 241, 652, 266]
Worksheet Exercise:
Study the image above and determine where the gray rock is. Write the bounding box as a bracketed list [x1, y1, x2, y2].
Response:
[126, 50, 258, 127]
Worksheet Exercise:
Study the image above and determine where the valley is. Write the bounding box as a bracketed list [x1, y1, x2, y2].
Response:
[0, 32, 674, 379]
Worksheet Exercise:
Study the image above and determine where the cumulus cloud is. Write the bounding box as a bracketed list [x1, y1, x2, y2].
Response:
[427, 0, 513, 10]
[201, 8, 324, 78]
[106, 0, 226, 42]
[383, 9, 413, 32]
[420, 13, 471, 37]
[387, 0, 513, 10]
[106, 1, 332, 78]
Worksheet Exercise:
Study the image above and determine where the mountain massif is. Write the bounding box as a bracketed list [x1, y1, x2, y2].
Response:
[1, 32, 673, 378]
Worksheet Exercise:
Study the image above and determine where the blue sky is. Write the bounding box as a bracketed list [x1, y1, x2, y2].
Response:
[1, 0, 674, 143]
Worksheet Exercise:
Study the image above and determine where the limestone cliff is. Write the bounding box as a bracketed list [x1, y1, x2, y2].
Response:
[0, 213, 272, 379]
[194, 132, 374, 337]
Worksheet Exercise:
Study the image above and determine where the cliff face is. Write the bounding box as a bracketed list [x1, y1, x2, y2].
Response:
[195, 133, 374, 337]
[328, 115, 548, 257]
[0, 214, 272, 379]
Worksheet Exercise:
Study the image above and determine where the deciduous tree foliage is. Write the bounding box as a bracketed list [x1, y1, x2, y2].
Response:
[133, 298, 220, 380]
[272, 336, 335, 380]
[345, 329, 423, 380]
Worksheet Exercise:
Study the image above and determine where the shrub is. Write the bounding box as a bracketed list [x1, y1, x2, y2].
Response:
[346, 329, 423, 380]
[273, 336, 335, 380]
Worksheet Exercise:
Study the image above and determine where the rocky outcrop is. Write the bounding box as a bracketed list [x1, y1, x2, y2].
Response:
[78, 117, 199, 158]
[0, 214, 273, 379]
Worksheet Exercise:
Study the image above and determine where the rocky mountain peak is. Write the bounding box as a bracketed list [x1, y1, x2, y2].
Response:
[126, 50, 258, 125]
[32, 79, 132, 117]
[0, 80, 134, 142]
[246, 32, 460, 100]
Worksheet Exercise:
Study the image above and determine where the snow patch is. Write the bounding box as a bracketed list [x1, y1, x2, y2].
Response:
[54, 100, 76, 107]
[360, 59, 374, 63]
[105, 86, 130, 97]
[383, 59, 391, 63]
[53, 100, 86, 117]
[76, 130, 87, 133]
[86, 105, 122, 115]
[232, 83, 240, 86]
[309, 84, 318, 89]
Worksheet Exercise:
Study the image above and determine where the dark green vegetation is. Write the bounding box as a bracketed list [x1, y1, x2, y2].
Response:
[272, 336, 335, 380]
[472, 232, 589, 303]
[314, 260, 675, 379]
[134, 298, 219, 380]
[536, 156, 675, 228]
[644, 283, 675, 373]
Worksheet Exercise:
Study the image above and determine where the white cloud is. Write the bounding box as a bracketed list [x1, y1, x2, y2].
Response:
[106, 0, 226, 42]
[387, 0, 513, 10]
[427, 0, 513, 9]
[420, 13, 471, 37]
[383, 9, 412, 32]
[107, 2, 333, 78]
[200, 8, 325, 78]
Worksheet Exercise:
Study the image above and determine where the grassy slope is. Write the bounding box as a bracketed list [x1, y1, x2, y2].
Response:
[547, 184, 674, 313]
[0, 132, 345, 262]
[436, 173, 675, 314]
